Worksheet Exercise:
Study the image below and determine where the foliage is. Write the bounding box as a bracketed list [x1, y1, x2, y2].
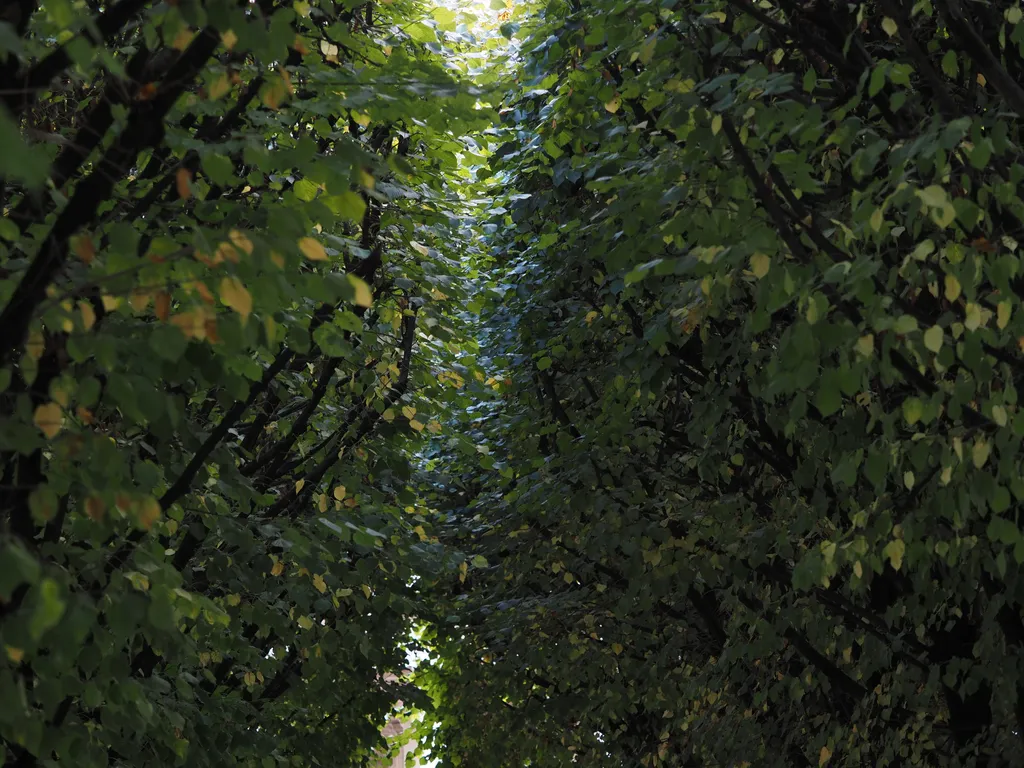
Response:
[0, 0, 490, 765]
[413, 0, 1024, 765]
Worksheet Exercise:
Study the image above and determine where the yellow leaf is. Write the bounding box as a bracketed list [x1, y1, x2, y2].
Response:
[349, 275, 372, 307]
[998, 300, 1011, 329]
[818, 747, 831, 767]
[870, 207, 884, 232]
[923, 325, 943, 352]
[209, 74, 231, 100]
[382, 409, 395, 422]
[749, 253, 770, 278]
[964, 302, 982, 331]
[101, 295, 121, 312]
[604, 94, 621, 113]
[244, 671, 256, 686]
[333, 485, 346, 500]
[229, 230, 254, 255]
[884, 540, 905, 570]
[295, 479, 305, 494]
[402, 405, 417, 420]
[992, 404, 1008, 427]
[271, 560, 285, 576]
[585, 310, 599, 324]
[318, 493, 327, 513]
[944, 274, 961, 302]
[973, 438, 991, 468]
[409, 419, 425, 432]
[299, 237, 328, 261]
[711, 114, 722, 136]
[222, 29, 238, 49]
[612, 642, 624, 655]
[855, 334, 874, 357]
[33, 403, 63, 439]
[361, 584, 372, 599]
[25, 328, 44, 360]
[410, 241, 430, 256]
[853, 561, 863, 578]
[427, 420, 442, 433]
[219, 277, 252, 320]
[137, 497, 161, 530]
[6, 646, 24, 663]
[297, 615, 314, 630]
[130, 290, 152, 312]
[172, 26, 194, 50]
[313, 574, 327, 593]
[881, 16, 898, 35]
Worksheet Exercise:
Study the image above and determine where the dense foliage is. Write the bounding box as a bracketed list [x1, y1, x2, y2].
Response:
[7, 0, 1024, 766]
[415, 0, 1024, 766]
[0, 0, 490, 765]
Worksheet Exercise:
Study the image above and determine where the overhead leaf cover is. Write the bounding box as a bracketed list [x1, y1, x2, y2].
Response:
[3, 0, 1024, 766]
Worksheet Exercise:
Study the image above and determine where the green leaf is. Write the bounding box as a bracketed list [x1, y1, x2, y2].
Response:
[29, 578, 66, 640]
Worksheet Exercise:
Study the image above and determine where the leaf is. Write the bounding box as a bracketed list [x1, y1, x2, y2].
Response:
[219, 277, 252, 320]
[973, 439, 991, 469]
[964, 302, 982, 331]
[942, 50, 958, 77]
[710, 114, 722, 136]
[855, 334, 874, 357]
[919, 185, 949, 207]
[297, 615, 314, 630]
[229, 230, 253, 255]
[410, 419, 425, 432]
[998, 301, 1011, 330]
[902, 397, 923, 425]
[71, 234, 96, 264]
[348, 275, 373, 307]
[176, 168, 192, 199]
[604, 94, 621, 113]
[29, 578, 65, 640]
[333, 485, 346, 500]
[944, 274, 961, 302]
[271, 560, 285, 576]
[299, 236, 328, 261]
[749, 253, 770, 278]
[137, 497, 161, 530]
[313, 574, 327, 593]
[883, 540, 905, 571]
[34, 402, 63, 439]
[79, 301, 96, 330]
[992, 405, 1008, 427]
[881, 16, 898, 35]
[295, 479, 305, 494]
[819, 746, 832, 767]
[923, 325, 943, 352]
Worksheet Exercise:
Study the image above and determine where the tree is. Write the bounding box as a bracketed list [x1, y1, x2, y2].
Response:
[0, 1, 486, 765]
[414, 0, 1024, 766]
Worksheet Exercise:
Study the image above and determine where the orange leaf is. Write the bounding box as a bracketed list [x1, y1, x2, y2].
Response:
[154, 291, 171, 321]
[33, 403, 63, 439]
[176, 168, 192, 199]
[85, 496, 105, 521]
[71, 234, 96, 264]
